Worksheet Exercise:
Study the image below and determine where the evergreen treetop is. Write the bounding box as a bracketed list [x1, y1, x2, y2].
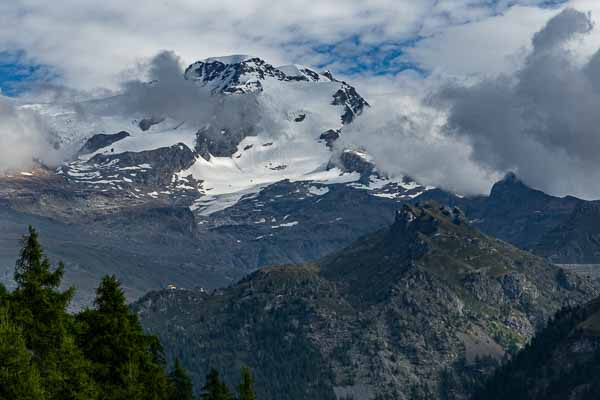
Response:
[202, 369, 233, 400]
[169, 358, 194, 400]
[238, 366, 256, 400]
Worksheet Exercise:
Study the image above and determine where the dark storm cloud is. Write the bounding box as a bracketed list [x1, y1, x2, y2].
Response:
[436, 8, 600, 199]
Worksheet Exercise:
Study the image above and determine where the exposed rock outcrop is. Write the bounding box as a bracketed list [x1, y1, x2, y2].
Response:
[79, 131, 130, 155]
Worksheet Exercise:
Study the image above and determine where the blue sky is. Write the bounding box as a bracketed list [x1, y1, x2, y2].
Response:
[0, 51, 56, 96]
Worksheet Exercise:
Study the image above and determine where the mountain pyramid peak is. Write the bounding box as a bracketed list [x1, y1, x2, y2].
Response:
[200, 54, 257, 64]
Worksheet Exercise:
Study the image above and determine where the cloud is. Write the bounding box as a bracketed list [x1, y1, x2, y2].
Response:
[0, 96, 63, 171]
[339, 93, 500, 196]
[434, 8, 600, 199]
[0, 1, 568, 90]
[531, 6, 593, 50]
[401, 5, 559, 78]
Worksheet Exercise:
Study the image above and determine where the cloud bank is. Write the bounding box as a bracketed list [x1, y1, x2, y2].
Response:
[0, 96, 63, 172]
[339, 93, 500, 195]
[434, 8, 600, 199]
[0, 1, 564, 89]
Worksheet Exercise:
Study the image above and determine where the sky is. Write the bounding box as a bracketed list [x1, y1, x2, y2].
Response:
[0, 0, 570, 92]
[3, 0, 600, 199]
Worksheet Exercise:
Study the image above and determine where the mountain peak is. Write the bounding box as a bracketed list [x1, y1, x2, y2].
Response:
[393, 201, 466, 235]
[489, 172, 539, 200]
[183, 54, 358, 97]
[184, 55, 281, 94]
[501, 171, 520, 183]
[201, 54, 256, 64]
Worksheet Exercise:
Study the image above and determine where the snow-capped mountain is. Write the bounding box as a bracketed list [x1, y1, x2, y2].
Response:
[2, 55, 595, 309]
[0, 55, 437, 307]
[50, 55, 430, 218]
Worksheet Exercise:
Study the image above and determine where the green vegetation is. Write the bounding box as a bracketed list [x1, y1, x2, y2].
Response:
[169, 359, 195, 400]
[237, 366, 256, 400]
[201, 369, 233, 400]
[472, 299, 600, 400]
[0, 227, 256, 400]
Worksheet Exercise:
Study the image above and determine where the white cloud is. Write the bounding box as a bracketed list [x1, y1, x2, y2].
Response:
[5, 0, 600, 200]
[402, 6, 559, 77]
[0, 96, 63, 171]
[338, 93, 500, 196]
[0, 1, 570, 90]
[434, 8, 600, 199]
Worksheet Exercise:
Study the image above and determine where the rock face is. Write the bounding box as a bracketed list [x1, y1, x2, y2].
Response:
[138, 116, 165, 131]
[79, 131, 130, 155]
[195, 125, 257, 160]
[319, 129, 340, 148]
[332, 84, 370, 124]
[135, 201, 600, 400]
[183, 55, 368, 125]
[184, 56, 287, 94]
[70, 143, 197, 187]
[534, 201, 600, 264]
[0, 174, 412, 309]
[473, 296, 600, 400]
[330, 149, 377, 182]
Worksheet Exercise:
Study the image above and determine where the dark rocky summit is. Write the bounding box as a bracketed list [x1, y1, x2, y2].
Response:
[418, 173, 584, 252]
[138, 116, 166, 131]
[469, 173, 582, 250]
[319, 129, 340, 148]
[184, 56, 287, 94]
[328, 149, 377, 182]
[183, 55, 369, 125]
[135, 202, 600, 400]
[332, 84, 370, 124]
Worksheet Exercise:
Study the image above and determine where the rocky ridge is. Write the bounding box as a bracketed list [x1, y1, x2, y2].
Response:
[135, 201, 600, 400]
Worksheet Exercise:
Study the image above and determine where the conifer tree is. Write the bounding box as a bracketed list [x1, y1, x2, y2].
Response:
[237, 367, 256, 400]
[9, 227, 97, 400]
[0, 308, 45, 400]
[1, 227, 195, 400]
[0, 283, 7, 306]
[11, 226, 74, 356]
[76, 275, 170, 400]
[202, 369, 233, 400]
[169, 358, 194, 400]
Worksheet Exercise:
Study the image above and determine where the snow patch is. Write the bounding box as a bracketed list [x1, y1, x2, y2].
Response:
[202, 55, 254, 64]
[307, 186, 330, 196]
[271, 221, 299, 229]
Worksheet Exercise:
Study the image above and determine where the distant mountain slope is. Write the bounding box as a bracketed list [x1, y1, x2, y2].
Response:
[534, 201, 600, 264]
[0, 176, 408, 308]
[473, 297, 600, 400]
[135, 201, 600, 400]
[448, 173, 582, 251]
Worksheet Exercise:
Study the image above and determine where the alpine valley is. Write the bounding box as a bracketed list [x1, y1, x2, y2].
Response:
[2, 54, 600, 399]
